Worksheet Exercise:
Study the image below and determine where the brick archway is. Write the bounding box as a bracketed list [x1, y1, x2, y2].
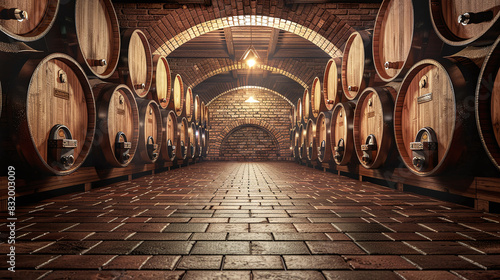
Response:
[219, 124, 281, 161]
[207, 86, 293, 106]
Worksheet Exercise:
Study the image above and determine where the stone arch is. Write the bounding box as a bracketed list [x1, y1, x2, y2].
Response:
[219, 124, 280, 161]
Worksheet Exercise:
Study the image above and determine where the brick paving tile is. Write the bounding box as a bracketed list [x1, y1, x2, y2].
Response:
[306, 241, 365, 254]
[191, 232, 227, 240]
[127, 232, 191, 240]
[38, 255, 115, 269]
[229, 217, 268, 223]
[417, 232, 472, 241]
[183, 271, 251, 280]
[251, 241, 309, 254]
[459, 240, 500, 254]
[163, 223, 209, 232]
[84, 240, 142, 254]
[404, 241, 482, 255]
[460, 255, 500, 269]
[33, 240, 100, 254]
[190, 218, 229, 223]
[458, 231, 500, 241]
[191, 241, 251, 254]
[322, 270, 402, 280]
[31, 232, 93, 241]
[346, 233, 392, 241]
[140, 255, 181, 270]
[344, 255, 417, 270]
[19, 222, 79, 232]
[149, 218, 191, 223]
[224, 255, 284, 269]
[0, 241, 54, 254]
[308, 218, 366, 223]
[102, 255, 151, 270]
[65, 223, 123, 232]
[356, 241, 421, 255]
[451, 270, 500, 280]
[228, 233, 273, 240]
[250, 224, 297, 232]
[117, 271, 185, 279]
[0, 270, 51, 280]
[82, 232, 135, 241]
[418, 223, 473, 232]
[268, 218, 310, 223]
[207, 223, 249, 232]
[131, 241, 195, 254]
[253, 270, 326, 280]
[403, 255, 480, 270]
[457, 223, 500, 232]
[332, 222, 392, 232]
[0, 254, 58, 269]
[395, 270, 462, 280]
[283, 255, 350, 269]
[293, 223, 338, 232]
[383, 232, 429, 241]
[177, 255, 223, 269]
[273, 232, 331, 241]
[112, 222, 169, 232]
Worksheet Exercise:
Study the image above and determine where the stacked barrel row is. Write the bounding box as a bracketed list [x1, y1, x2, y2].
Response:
[291, 0, 500, 177]
[0, 0, 209, 177]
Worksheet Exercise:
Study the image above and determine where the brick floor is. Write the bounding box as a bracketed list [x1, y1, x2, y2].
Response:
[2, 162, 500, 279]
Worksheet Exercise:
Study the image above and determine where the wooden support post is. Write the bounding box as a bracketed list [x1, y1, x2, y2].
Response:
[475, 199, 489, 212]
[359, 175, 363, 182]
[84, 183, 92, 192]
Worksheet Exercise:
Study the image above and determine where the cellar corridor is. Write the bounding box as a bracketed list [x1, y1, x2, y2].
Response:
[1, 162, 499, 279]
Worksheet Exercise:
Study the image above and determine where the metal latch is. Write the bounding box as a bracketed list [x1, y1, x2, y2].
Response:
[48, 124, 77, 170]
[115, 132, 132, 163]
[361, 134, 377, 164]
[167, 139, 176, 159]
[410, 127, 438, 172]
[147, 136, 158, 160]
[334, 138, 345, 163]
[190, 143, 195, 158]
[180, 140, 187, 158]
[317, 140, 326, 159]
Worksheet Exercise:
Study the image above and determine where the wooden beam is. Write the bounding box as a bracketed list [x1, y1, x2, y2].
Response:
[223, 28, 235, 60]
[267, 29, 280, 60]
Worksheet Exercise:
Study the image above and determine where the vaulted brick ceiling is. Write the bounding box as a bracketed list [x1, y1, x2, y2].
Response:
[112, 0, 381, 104]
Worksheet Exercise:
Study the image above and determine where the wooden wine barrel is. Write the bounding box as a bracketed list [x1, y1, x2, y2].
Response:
[194, 94, 201, 125]
[2, 53, 95, 175]
[316, 111, 332, 163]
[302, 89, 311, 122]
[298, 123, 307, 160]
[160, 110, 177, 162]
[114, 29, 152, 98]
[203, 128, 209, 158]
[188, 122, 198, 159]
[44, 0, 120, 80]
[200, 101, 205, 127]
[296, 98, 303, 126]
[196, 125, 203, 158]
[176, 117, 189, 160]
[476, 37, 500, 171]
[395, 57, 482, 176]
[0, 0, 59, 42]
[373, 0, 442, 82]
[151, 55, 172, 109]
[200, 126, 206, 158]
[311, 77, 326, 118]
[429, 0, 500, 46]
[330, 102, 356, 166]
[306, 119, 318, 162]
[185, 87, 193, 122]
[353, 86, 396, 169]
[173, 74, 185, 117]
[92, 83, 139, 167]
[323, 57, 343, 111]
[342, 30, 379, 100]
[204, 106, 209, 128]
[134, 99, 162, 163]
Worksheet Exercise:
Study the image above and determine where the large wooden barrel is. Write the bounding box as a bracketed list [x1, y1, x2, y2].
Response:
[44, 0, 120, 79]
[2, 53, 95, 175]
[323, 57, 343, 111]
[353, 86, 396, 169]
[429, 0, 500, 46]
[200, 101, 205, 127]
[316, 111, 332, 163]
[92, 83, 139, 167]
[185, 87, 193, 122]
[296, 98, 303, 126]
[203, 128, 209, 158]
[0, 0, 59, 42]
[476, 37, 500, 171]
[196, 125, 203, 158]
[194, 94, 201, 125]
[134, 99, 162, 163]
[342, 30, 379, 100]
[204, 106, 209, 128]
[302, 89, 310, 122]
[395, 58, 482, 176]
[373, 0, 442, 82]
[306, 119, 318, 162]
[311, 77, 326, 118]
[114, 29, 152, 98]
[187, 122, 198, 159]
[298, 123, 307, 160]
[160, 110, 177, 162]
[151, 55, 172, 109]
[330, 102, 356, 166]
[173, 74, 185, 117]
[176, 117, 189, 160]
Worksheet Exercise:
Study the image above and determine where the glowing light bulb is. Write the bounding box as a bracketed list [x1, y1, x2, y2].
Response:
[246, 58, 256, 67]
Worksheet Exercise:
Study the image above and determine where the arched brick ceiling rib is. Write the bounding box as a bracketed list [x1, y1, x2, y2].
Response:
[207, 86, 294, 106]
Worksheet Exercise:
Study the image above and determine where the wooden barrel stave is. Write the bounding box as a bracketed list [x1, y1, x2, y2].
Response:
[160, 109, 177, 162]
[302, 89, 310, 122]
[316, 111, 333, 163]
[185, 87, 193, 122]
[296, 98, 302, 126]
[134, 99, 162, 163]
[151, 55, 172, 109]
[311, 77, 325, 118]
[298, 123, 307, 160]
[306, 119, 317, 162]
[194, 95, 201, 125]
[173, 74, 185, 117]
[331, 102, 356, 166]
[187, 122, 198, 159]
[176, 117, 189, 160]
[323, 57, 343, 111]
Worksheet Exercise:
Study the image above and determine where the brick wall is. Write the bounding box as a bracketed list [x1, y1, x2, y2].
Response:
[207, 86, 293, 161]
[220, 125, 279, 161]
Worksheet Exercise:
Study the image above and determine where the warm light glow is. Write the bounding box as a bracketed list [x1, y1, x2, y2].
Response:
[245, 96, 259, 103]
[246, 58, 256, 67]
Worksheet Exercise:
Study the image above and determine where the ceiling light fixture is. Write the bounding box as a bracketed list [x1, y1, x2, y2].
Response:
[240, 25, 260, 68]
[245, 96, 259, 103]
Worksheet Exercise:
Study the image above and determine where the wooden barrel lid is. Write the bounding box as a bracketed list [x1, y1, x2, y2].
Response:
[306, 119, 317, 161]
[194, 95, 201, 125]
[185, 87, 193, 121]
[316, 111, 332, 163]
[430, 0, 500, 46]
[176, 117, 189, 160]
[151, 55, 172, 109]
[311, 77, 323, 118]
[331, 102, 356, 166]
[121, 29, 153, 98]
[0, 0, 59, 42]
[323, 57, 342, 110]
[160, 109, 177, 162]
[75, 0, 120, 79]
[476, 37, 500, 171]
[342, 31, 374, 100]
[135, 99, 162, 163]
[302, 89, 310, 122]
[353, 86, 395, 169]
[94, 83, 139, 167]
[18, 53, 95, 175]
[173, 74, 185, 117]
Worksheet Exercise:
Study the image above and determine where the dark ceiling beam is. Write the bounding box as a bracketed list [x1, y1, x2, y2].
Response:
[267, 29, 280, 61]
[223, 28, 235, 60]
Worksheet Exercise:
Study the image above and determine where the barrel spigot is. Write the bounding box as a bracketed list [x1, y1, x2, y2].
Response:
[348, 85, 358, 92]
[0, 8, 28, 21]
[88, 59, 107, 67]
[458, 10, 494, 25]
[135, 83, 146, 90]
[384, 61, 402, 69]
